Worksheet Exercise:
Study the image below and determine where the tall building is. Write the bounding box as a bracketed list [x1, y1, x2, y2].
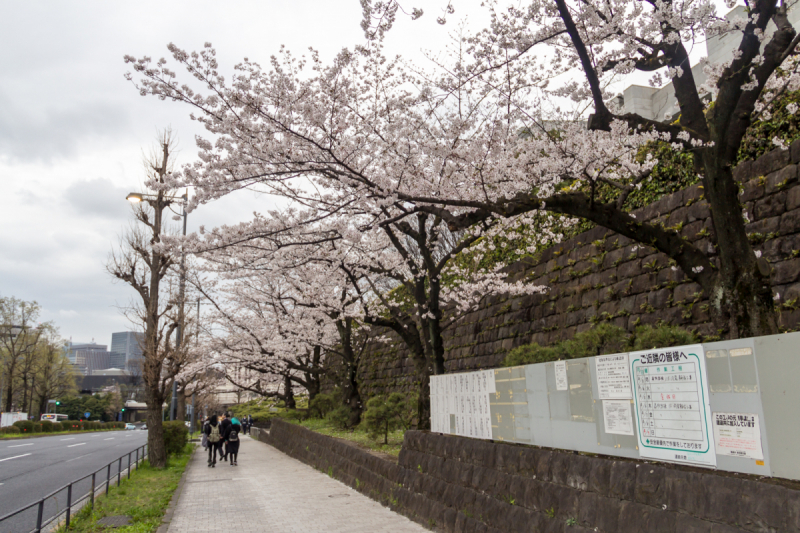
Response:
[64, 342, 109, 375]
[110, 332, 144, 371]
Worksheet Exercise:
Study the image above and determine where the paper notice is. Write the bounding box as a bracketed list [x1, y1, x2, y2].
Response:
[712, 412, 764, 460]
[596, 354, 632, 399]
[555, 361, 568, 391]
[486, 370, 497, 394]
[602, 400, 634, 435]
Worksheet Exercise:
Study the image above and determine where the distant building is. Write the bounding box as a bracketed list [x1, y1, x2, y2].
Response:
[110, 332, 144, 371]
[620, 6, 800, 122]
[64, 342, 108, 375]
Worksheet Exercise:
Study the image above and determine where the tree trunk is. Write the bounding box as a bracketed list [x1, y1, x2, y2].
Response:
[146, 397, 167, 468]
[176, 391, 186, 420]
[282, 375, 296, 409]
[703, 153, 779, 338]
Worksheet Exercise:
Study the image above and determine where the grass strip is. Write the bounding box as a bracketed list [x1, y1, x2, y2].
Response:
[0, 429, 135, 440]
[295, 418, 405, 457]
[56, 443, 194, 533]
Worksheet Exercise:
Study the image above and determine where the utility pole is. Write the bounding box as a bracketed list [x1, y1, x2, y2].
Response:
[170, 192, 188, 422]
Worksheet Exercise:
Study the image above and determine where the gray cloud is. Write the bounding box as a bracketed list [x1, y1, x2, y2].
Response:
[63, 178, 136, 220]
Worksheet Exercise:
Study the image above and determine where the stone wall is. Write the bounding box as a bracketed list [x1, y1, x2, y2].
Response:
[255, 419, 800, 532]
[331, 143, 800, 398]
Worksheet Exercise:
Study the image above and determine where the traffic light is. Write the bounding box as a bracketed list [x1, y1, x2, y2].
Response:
[121, 408, 125, 412]
[56, 401, 60, 406]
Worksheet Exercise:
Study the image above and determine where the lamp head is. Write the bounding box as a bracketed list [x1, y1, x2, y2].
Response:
[126, 192, 143, 203]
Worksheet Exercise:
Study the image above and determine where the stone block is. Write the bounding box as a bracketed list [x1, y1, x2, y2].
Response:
[700, 474, 743, 526]
[550, 452, 572, 486]
[522, 478, 542, 511]
[756, 190, 788, 219]
[664, 468, 708, 516]
[675, 513, 713, 533]
[506, 506, 534, 533]
[577, 491, 597, 526]
[536, 450, 553, 482]
[674, 282, 703, 304]
[566, 455, 592, 491]
[780, 209, 800, 235]
[608, 461, 636, 501]
[740, 179, 765, 202]
[738, 481, 788, 532]
[594, 495, 621, 532]
[751, 147, 790, 177]
[588, 458, 611, 496]
[766, 164, 797, 193]
[646, 510, 676, 533]
[616, 501, 651, 533]
[733, 160, 753, 181]
[634, 465, 666, 507]
[787, 185, 800, 211]
[710, 524, 748, 533]
[773, 259, 800, 284]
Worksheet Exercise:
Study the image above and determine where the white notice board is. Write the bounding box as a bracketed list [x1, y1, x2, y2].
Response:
[596, 353, 632, 399]
[554, 361, 568, 391]
[630, 344, 716, 468]
[712, 412, 764, 460]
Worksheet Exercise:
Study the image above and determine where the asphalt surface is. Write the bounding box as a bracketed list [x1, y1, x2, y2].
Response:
[0, 429, 149, 532]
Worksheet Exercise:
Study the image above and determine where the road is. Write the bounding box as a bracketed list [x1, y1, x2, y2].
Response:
[0, 429, 149, 532]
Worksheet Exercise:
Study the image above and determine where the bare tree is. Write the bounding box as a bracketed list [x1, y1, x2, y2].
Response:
[0, 297, 46, 412]
[107, 131, 191, 468]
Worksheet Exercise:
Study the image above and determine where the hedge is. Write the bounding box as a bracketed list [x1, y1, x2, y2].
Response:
[162, 421, 189, 456]
[13, 420, 34, 433]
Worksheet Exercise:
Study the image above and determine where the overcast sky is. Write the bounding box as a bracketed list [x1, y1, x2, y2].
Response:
[0, 0, 735, 346]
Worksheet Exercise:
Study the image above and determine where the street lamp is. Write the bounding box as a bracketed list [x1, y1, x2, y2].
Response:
[126, 190, 188, 422]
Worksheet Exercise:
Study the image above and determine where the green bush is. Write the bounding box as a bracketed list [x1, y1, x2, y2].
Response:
[326, 405, 353, 429]
[2, 426, 21, 434]
[60, 420, 74, 431]
[503, 323, 698, 366]
[162, 421, 189, 456]
[40, 420, 54, 433]
[308, 391, 340, 419]
[32, 423, 42, 433]
[13, 420, 33, 433]
[362, 392, 416, 444]
[632, 324, 699, 351]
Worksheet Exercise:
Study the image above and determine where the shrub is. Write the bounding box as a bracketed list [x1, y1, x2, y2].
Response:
[280, 408, 308, 422]
[32, 423, 42, 433]
[308, 391, 340, 419]
[40, 420, 54, 433]
[632, 324, 699, 351]
[2, 425, 21, 434]
[503, 323, 699, 367]
[362, 392, 416, 444]
[162, 421, 189, 456]
[13, 420, 34, 433]
[60, 421, 74, 431]
[326, 405, 353, 429]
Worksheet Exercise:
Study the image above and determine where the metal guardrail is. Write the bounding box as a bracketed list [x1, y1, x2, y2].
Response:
[0, 443, 148, 533]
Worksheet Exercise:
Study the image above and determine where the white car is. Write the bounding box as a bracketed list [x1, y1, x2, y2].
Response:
[125, 423, 136, 430]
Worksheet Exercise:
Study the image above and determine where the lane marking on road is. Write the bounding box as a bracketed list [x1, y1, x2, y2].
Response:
[66, 453, 92, 463]
[7, 443, 34, 448]
[60, 438, 75, 441]
[0, 453, 32, 463]
[67, 443, 86, 448]
[104, 438, 114, 441]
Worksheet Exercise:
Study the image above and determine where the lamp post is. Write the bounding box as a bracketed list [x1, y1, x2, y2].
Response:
[126, 191, 188, 422]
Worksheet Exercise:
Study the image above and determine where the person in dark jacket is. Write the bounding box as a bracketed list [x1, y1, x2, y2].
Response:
[204, 415, 222, 467]
[223, 416, 242, 465]
[219, 412, 232, 460]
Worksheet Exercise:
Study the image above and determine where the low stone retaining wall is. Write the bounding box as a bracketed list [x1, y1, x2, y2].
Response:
[255, 419, 800, 532]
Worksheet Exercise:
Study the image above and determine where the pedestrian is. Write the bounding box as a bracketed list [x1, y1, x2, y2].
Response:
[242, 416, 249, 435]
[219, 412, 232, 461]
[201, 417, 209, 450]
[224, 415, 242, 466]
[205, 414, 222, 467]
[247, 414, 253, 434]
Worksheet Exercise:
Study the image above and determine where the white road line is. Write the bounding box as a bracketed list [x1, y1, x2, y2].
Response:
[0, 453, 31, 463]
[67, 443, 86, 448]
[66, 452, 92, 463]
[60, 438, 75, 441]
[7, 443, 34, 448]
[104, 438, 114, 441]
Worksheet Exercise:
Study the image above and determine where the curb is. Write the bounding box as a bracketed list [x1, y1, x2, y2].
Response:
[155, 446, 195, 533]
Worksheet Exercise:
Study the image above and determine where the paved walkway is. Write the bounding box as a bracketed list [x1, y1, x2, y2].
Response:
[166, 436, 429, 533]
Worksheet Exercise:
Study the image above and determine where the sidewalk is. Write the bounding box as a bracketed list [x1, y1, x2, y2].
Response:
[166, 435, 429, 533]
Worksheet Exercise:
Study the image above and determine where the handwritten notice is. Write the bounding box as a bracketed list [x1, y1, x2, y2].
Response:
[596, 354, 632, 399]
[712, 412, 764, 460]
[603, 400, 634, 435]
[555, 361, 568, 391]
